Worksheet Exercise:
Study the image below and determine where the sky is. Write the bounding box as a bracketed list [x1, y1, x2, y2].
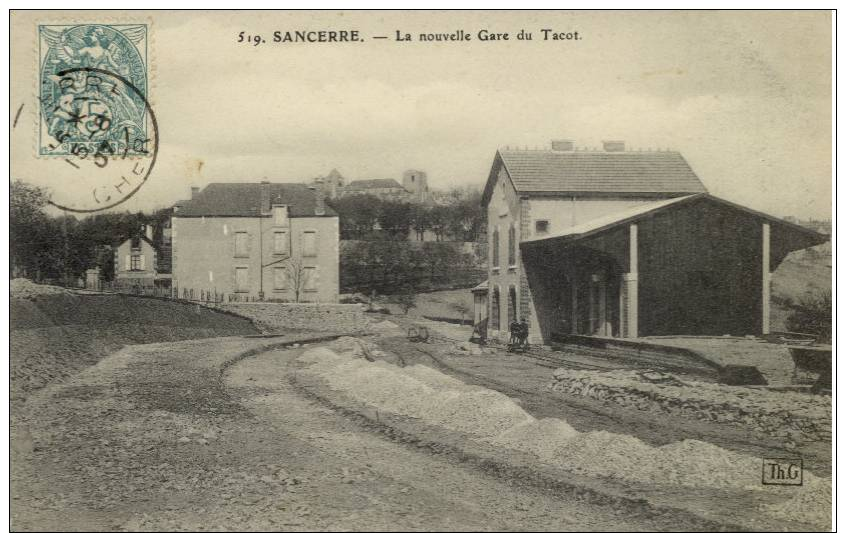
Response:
[11, 10, 832, 219]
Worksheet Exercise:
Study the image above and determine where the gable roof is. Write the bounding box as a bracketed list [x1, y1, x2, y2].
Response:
[483, 149, 708, 205]
[173, 183, 337, 218]
[345, 178, 404, 190]
[115, 234, 157, 249]
[522, 193, 829, 250]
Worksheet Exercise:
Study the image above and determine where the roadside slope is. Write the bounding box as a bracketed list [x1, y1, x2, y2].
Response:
[11, 291, 259, 399]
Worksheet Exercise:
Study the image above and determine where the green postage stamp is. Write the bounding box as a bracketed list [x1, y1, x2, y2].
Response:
[38, 23, 149, 157]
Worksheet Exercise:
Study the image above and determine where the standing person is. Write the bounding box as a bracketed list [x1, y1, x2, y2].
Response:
[519, 318, 530, 348]
[509, 318, 520, 347]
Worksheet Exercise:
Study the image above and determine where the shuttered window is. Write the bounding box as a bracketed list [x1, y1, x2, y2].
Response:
[273, 267, 288, 290]
[492, 226, 500, 268]
[508, 224, 516, 266]
[234, 232, 249, 257]
[273, 231, 288, 255]
[304, 266, 318, 291]
[302, 231, 317, 257]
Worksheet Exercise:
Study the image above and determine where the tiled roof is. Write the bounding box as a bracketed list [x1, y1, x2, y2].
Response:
[484, 149, 708, 204]
[345, 178, 405, 190]
[173, 183, 337, 217]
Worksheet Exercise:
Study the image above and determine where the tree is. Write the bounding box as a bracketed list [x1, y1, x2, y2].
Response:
[427, 205, 451, 241]
[389, 288, 416, 314]
[284, 258, 313, 303]
[328, 194, 381, 239]
[785, 291, 831, 343]
[10, 180, 55, 279]
[408, 204, 431, 241]
[376, 201, 412, 239]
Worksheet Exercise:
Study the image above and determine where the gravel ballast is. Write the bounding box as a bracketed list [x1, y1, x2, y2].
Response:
[297, 343, 831, 528]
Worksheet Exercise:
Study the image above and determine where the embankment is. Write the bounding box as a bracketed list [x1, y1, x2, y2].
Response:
[11, 291, 259, 399]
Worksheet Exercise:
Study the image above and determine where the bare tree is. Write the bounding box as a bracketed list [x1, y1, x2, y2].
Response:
[285, 258, 312, 303]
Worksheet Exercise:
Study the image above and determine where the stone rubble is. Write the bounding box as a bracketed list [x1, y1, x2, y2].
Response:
[549, 369, 831, 443]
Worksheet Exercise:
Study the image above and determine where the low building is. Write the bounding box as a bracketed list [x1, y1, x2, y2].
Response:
[480, 140, 828, 344]
[113, 225, 172, 287]
[171, 181, 339, 302]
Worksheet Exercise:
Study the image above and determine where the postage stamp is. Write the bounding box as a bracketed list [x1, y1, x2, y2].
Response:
[38, 23, 149, 157]
[33, 23, 158, 213]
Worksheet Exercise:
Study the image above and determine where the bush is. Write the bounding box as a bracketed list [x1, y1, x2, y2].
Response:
[340, 240, 485, 295]
[785, 291, 831, 343]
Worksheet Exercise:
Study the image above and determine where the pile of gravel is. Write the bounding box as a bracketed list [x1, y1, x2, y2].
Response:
[298, 344, 831, 522]
[11, 278, 68, 299]
[299, 348, 533, 439]
[488, 418, 579, 462]
[761, 477, 831, 529]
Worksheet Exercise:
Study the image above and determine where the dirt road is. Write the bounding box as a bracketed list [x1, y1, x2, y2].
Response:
[12, 334, 700, 531]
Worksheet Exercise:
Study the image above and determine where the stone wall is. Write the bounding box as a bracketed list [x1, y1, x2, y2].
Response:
[218, 302, 371, 333]
[550, 368, 831, 444]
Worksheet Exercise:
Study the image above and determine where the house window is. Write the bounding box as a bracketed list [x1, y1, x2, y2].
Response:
[273, 205, 288, 226]
[508, 224, 516, 266]
[273, 267, 288, 290]
[273, 231, 288, 255]
[492, 226, 500, 268]
[491, 287, 501, 330]
[235, 267, 249, 293]
[304, 266, 318, 291]
[234, 232, 249, 257]
[302, 231, 317, 257]
[130, 255, 144, 271]
[535, 220, 550, 236]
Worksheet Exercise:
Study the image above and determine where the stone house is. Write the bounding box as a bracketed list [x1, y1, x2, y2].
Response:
[479, 140, 827, 344]
[113, 225, 172, 287]
[171, 181, 339, 302]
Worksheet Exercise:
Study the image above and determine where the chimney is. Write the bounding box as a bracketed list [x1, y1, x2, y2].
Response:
[260, 180, 271, 214]
[602, 140, 625, 152]
[144, 224, 153, 241]
[550, 139, 575, 152]
[191, 186, 200, 199]
[309, 185, 326, 216]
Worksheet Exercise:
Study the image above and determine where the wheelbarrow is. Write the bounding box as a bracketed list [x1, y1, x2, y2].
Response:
[407, 325, 429, 343]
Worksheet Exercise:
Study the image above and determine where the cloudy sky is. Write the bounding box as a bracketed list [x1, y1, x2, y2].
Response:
[11, 10, 832, 218]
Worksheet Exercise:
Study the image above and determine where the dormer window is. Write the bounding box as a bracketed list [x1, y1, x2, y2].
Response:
[273, 205, 289, 226]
